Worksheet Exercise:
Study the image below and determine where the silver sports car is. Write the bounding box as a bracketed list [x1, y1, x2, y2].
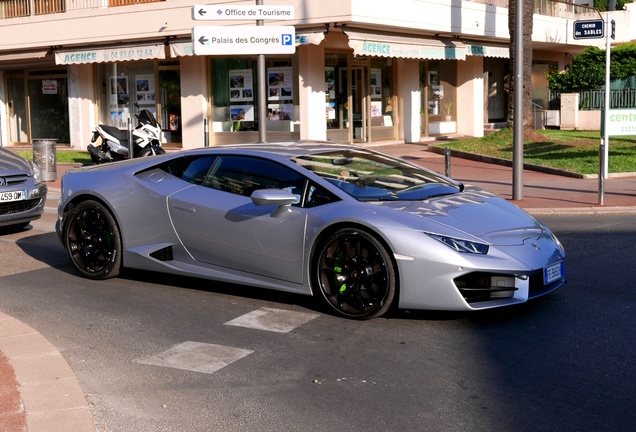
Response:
[1, 147, 48, 229]
[56, 142, 565, 319]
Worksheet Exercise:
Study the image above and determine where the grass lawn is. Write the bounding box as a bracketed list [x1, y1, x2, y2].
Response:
[435, 128, 636, 175]
[15, 150, 92, 165]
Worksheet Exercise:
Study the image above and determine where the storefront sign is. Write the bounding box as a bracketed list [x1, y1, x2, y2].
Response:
[604, 109, 636, 136]
[466, 44, 509, 58]
[192, 26, 296, 55]
[192, 4, 294, 20]
[55, 44, 165, 65]
[345, 31, 466, 61]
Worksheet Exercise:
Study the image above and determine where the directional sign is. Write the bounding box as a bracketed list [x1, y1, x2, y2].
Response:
[574, 19, 604, 40]
[192, 26, 296, 55]
[193, 5, 294, 21]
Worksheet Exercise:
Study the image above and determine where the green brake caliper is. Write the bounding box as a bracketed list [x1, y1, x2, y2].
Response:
[334, 250, 348, 294]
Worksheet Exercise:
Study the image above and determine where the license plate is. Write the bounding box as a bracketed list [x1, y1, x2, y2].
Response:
[544, 261, 564, 284]
[0, 190, 26, 203]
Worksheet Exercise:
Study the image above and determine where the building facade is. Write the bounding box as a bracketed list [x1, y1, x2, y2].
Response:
[0, 0, 633, 150]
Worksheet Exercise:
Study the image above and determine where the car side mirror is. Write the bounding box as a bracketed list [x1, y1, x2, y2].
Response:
[251, 189, 298, 214]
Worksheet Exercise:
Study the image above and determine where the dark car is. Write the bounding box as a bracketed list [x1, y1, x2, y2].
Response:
[0, 147, 48, 229]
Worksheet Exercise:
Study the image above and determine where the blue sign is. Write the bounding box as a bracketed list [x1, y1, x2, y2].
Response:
[574, 19, 604, 40]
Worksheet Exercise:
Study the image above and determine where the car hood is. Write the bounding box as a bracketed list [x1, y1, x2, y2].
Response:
[0, 148, 32, 175]
[371, 187, 543, 246]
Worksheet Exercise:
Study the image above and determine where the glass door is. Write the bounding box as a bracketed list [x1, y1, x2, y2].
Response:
[6, 74, 28, 144]
[351, 66, 368, 143]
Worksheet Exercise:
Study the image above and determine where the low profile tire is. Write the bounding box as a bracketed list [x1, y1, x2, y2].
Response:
[63, 200, 122, 280]
[314, 228, 396, 319]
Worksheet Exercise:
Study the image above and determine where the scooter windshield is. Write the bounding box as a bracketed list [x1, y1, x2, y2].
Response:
[138, 110, 159, 127]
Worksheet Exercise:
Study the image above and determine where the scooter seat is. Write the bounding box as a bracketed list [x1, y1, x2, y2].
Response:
[99, 125, 130, 142]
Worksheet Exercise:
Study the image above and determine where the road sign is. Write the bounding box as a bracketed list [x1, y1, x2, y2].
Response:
[573, 19, 604, 40]
[192, 5, 295, 21]
[192, 26, 296, 55]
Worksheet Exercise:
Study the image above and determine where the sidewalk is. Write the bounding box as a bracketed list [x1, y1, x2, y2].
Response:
[2, 142, 635, 432]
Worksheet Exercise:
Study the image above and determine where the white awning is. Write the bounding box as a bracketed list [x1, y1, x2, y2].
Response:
[170, 41, 194, 58]
[55, 43, 166, 65]
[295, 30, 326, 46]
[466, 44, 509, 58]
[0, 50, 49, 62]
[344, 30, 466, 60]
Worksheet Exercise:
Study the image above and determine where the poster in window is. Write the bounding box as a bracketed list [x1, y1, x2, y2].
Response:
[325, 67, 335, 99]
[267, 103, 293, 121]
[111, 77, 129, 105]
[230, 105, 254, 121]
[370, 69, 382, 99]
[326, 101, 336, 120]
[268, 67, 293, 101]
[229, 69, 254, 102]
[42, 79, 58, 95]
[135, 75, 156, 104]
[371, 101, 383, 117]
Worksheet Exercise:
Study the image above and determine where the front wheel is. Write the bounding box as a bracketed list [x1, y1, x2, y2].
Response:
[313, 228, 396, 319]
[138, 145, 165, 157]
[63, 200, 122, 280]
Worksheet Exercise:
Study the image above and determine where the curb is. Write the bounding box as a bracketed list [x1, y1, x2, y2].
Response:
[0, 312, 94, 432]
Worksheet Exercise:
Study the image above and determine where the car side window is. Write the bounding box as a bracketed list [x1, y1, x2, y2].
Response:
[203, 156, 306, 204]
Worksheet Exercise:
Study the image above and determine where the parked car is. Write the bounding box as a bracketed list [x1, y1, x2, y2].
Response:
[0, 147, 48, 230]
[56, 142, 565, 319]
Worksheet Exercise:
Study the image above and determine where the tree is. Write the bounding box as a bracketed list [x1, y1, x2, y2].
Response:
[594, 0, 633, 11]
[548, 42, 636, 93]
[507, 0, 539, 139]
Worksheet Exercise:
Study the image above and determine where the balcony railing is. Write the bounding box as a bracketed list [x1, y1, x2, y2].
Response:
[466, 0, 601, 19]
[0, 0, 161, 18]
[0, 0, 606, 21]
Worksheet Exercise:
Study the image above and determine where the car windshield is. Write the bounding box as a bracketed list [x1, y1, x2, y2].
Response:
[293, 149, 462, 201]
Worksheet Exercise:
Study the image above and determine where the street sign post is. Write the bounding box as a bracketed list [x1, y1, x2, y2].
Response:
[192, 5, 294, 21]
[573, 19, 604, 39]
[192, 26, 296, 55]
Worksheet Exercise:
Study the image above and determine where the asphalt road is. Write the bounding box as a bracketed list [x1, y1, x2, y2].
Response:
[0, 208, 634, 432]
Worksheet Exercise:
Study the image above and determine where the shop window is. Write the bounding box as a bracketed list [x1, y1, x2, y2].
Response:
[422, 61, 457, 136]
[96, 61, 157, 130]
[211, 57, 297, 133]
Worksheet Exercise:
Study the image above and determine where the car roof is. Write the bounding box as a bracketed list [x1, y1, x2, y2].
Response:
[179, 141, 365, 160]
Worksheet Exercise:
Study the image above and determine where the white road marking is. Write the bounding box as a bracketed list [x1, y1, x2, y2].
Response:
[224, 307, 319, 333]
[135, 341, 253, 374]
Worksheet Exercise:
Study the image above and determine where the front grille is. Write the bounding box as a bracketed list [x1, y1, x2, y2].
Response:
[529, 272, 565, 298]
[0, 198, 42, 215]
[0, 174, 29, 187]
[454, 272, 519, 303]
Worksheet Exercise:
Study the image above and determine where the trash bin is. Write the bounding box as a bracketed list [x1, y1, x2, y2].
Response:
[32, 138, 58, 182]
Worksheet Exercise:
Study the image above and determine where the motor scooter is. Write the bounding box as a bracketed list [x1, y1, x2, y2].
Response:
[87, 103, 165, 164]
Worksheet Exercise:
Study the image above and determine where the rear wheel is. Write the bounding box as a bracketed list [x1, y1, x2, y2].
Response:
[314, 228, 396, 319]
[63, 200, 121, 280]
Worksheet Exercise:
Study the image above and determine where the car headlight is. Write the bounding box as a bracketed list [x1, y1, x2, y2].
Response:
[426, 233, 489, 255]
[540, 227, 565, 252]
[30, 161, 42, 185]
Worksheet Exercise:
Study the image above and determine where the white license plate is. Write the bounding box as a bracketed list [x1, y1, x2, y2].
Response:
[544, 261, 564, 284]
[0, 190, 27, 203]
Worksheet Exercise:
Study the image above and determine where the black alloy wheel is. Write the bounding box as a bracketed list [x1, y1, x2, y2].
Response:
[314, 228, 396, 319]
[64, 200, 122, 280]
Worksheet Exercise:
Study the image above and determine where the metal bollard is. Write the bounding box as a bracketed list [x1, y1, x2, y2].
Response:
[445, 147, 451, 177]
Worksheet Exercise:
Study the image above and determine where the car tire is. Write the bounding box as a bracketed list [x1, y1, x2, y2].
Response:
[314, 228, 396, 319]
[63, 200, 122, 280]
